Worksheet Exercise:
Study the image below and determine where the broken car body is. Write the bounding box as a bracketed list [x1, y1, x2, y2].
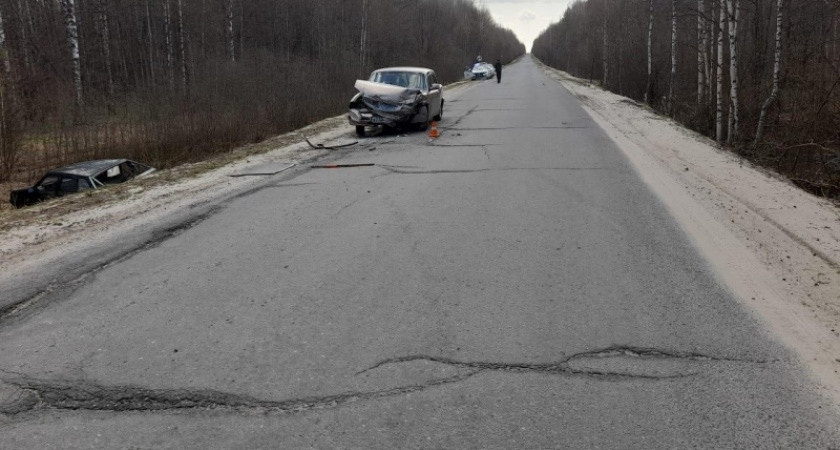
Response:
[9, 159, 156, 208]
[348, 67, 443, 137]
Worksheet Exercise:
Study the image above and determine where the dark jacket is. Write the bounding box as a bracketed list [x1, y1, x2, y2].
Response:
[493, 61, 502, 73]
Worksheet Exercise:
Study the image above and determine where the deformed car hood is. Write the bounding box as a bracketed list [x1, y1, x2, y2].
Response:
[354, 80, 423, 104]
[353, 80, 428, 123]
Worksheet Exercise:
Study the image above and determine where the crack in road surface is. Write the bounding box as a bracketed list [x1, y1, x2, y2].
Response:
[0, 347, 768, 417]
[0, 207, 226, 330]
[359, 346, 767, 376]
[446, 106, 479, 129]
[448, 126, 589, 131]
[0, 372, 479, 416]
[380, 166, 616, 175]
[426, 144, 504, 148]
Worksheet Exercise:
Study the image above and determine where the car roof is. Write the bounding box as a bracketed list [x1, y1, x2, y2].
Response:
[372, 67, 433, 75]
[47, 159, 129, 177]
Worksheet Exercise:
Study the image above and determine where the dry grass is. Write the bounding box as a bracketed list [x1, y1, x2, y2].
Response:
[0, 115, 347, 229]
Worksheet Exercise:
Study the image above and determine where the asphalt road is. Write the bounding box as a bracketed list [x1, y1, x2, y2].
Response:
[1, 57, 839, 449]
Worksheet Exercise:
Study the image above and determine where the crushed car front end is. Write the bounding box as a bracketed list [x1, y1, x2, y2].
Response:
[348, 80, 429, 129]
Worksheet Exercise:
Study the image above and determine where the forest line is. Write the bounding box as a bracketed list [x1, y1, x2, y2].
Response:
[0, 0, 525, 191]
[533, 0, 840, 200]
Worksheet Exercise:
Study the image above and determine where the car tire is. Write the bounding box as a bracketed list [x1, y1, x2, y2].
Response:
[355, 126, 366, 137]
[414, 105, 430, 131]
[433, 100, 443, 122]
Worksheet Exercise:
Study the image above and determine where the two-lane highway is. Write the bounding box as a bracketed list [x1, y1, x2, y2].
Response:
[1, 56, 838, 449]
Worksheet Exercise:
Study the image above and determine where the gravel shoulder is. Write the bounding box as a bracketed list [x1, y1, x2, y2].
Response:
[535, 58, 840, 404]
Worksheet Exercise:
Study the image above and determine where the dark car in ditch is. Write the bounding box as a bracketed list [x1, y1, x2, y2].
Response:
[348, 67, 444, 137]
[9, 159, 156, 208]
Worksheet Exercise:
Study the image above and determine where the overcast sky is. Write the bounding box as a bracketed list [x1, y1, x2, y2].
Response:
[482, 0, 574, 52]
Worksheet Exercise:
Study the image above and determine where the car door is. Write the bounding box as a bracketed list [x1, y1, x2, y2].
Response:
[34, 174, 61, 200]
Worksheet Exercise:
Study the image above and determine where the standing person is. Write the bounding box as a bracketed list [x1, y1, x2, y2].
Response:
[493, 59, 503, 84]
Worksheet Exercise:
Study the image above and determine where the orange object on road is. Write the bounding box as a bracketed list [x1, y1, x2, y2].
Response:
[429, 121, 440, 138]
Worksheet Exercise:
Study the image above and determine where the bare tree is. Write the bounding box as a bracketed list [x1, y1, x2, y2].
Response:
[164, 0, 175, 90]
[178, 0, 187, 93]
[97, 0, 114, 98]
[60, 0, 84, 107]
[602, 8, 609, 88]
[716, 0, 725, 142]
[645, 0, 654, 104]
[726, 0, 740, 142]
[698, 0, 706, 105]
[754, 0, 783, 145]
[146, 0, 156, 86]
[0, 5, 10, 74]
[14, 0, 31, 70]
[669, 0, 677, 114]
[359, 0, 368, 76]
[227, 0, 235, 62]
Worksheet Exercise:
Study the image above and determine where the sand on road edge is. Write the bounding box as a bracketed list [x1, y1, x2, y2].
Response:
[536, 59, 840, 405]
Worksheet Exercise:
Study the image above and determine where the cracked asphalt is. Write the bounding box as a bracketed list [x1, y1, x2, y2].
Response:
[1, 57, 839, 448]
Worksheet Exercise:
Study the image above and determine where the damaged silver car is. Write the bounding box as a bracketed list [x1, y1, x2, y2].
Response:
[348, 67, 444, 137]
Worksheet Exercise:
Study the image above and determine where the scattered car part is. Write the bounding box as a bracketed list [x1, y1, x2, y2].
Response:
[9, 159, 156, 208]
[229, 162, 297, 177]
[311, 163, 376, 169]
[304, 138, 358, 150]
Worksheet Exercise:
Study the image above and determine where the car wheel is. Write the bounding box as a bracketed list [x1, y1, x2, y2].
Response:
[355, 126, 366, 137]
[433, 100, 444, 122]
[414, 105, 430, 131]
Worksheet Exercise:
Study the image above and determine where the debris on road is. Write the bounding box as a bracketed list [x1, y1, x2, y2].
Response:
[311, 163, 376, 169]
[229, 162, 297, 177]
[305, 138, 358, 150]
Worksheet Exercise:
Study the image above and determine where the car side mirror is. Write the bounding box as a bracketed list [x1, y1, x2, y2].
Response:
[431, 83, 442, 91]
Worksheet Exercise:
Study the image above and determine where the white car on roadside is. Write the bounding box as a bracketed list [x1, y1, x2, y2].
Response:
[471, 62, 496, 80]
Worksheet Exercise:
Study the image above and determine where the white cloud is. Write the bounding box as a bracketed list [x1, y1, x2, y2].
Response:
[518, 9, 537, 21]
[481, 0, 574, 51]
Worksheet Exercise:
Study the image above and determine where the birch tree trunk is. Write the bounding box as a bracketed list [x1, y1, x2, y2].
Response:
[705, 1, 713, 105]
[669, 0, 677, 115]
[726, 0, 739, 142]
[716, 0, 725, 142]
[227, 0, 235, 62]
[755, 0, 783, 146]
[0, 6, 10, 74]
[61, 0, 84, 107]
[698, 0, 706, 105]
[645, 0, 654, 104]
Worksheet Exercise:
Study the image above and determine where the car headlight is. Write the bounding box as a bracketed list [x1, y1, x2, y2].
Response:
[349, 109, 362, 122]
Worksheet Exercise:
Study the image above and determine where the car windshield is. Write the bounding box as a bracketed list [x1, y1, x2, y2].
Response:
[371, 71, 426, 90]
